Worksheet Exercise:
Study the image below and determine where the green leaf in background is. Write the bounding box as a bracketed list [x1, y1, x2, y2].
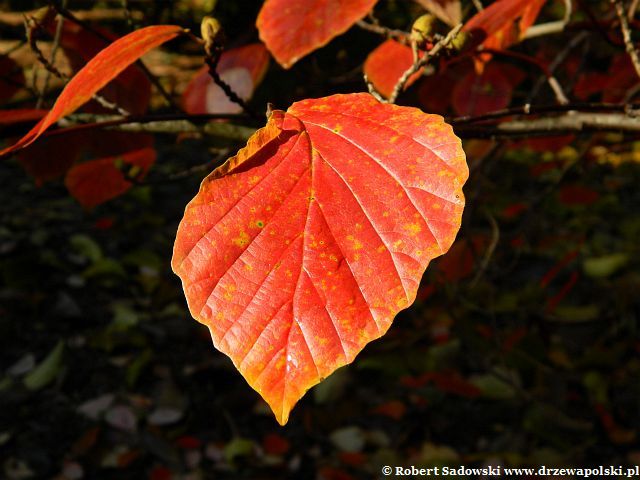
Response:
[24, 341, 65, 391]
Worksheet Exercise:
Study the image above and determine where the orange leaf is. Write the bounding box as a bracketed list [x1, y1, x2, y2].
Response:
[65, 147, 156, 208]
[172, 93, 467, 424]
[463, 0, 546, 71]
[182, 43, 270, 114]
[0, 25, 183, 158]
[257, 0, 377, 68]
[363, 40, 422, 99]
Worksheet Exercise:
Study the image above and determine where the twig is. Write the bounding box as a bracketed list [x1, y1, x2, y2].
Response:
[355, 20, 410, 43]
[470, 211, 499, 288]
[383, 23, 463, 104]
[629, 0, 640, 20]
[121, 0, 135, 30]
[363, 73, 386, 102]
[25, 16, 129, 115]
[199, 17, 258, 118]
[455, 111, 640, 138]
[471, 0, 484, 12]
[611, 0, 640, 80]
[528, 32, 589, 104]
[204, 54, 257, 118]
[449, 101, 639, 124]
[523, 0, 571, 41]
[37, 2, 65, 109]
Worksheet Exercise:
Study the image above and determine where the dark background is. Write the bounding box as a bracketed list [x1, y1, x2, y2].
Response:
[1, 0, 639, 478]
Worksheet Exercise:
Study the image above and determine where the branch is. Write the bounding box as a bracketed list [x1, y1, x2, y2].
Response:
[49, 112, 257, 142]
[455, 112, 640, 138]
[355, 19, 410, 43]
[611, 0, 640, 80]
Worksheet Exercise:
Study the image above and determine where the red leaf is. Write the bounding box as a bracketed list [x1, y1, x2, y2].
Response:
[64, 147, 156, 208]
[0, 25, 182, 158]
[262, 433, 290, 455]
[363, 40, 422, 99]
[172, 93, 467, 424]
[18, 131, 153, 185]
[183, 43, 270, 114]
[463, 0, 545, 47]
[257, 0, 377, 68]
[452, 62, 517, 116]
[463, 0, 546, 71]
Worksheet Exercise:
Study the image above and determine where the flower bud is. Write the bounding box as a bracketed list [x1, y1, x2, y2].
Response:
[410, 14, 436, 44]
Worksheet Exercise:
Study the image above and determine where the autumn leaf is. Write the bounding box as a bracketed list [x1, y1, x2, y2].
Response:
[172, 93, 468, 424]
[451, 62, 524, 115]
[363, 40, 423, 99]
[257, 0, 377, 68]
[0, 25, 183, 158]
[65, 147, 156, 208]
[182, 43, 270, 114]
[463, 0, 546, 71]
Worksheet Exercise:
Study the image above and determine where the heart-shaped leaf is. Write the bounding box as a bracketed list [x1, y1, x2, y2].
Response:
[172, 93, 467, 424]
[257, 0, 377, 68]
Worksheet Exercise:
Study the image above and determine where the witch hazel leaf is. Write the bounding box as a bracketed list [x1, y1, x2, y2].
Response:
[172, 93, 467, 425]
[257, 0, 377, 68]
[0, 25, 183, 158]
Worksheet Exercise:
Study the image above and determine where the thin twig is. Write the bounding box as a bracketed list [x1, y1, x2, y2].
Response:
[449, 101, 639, 125]
[383, 23, 463, 104]
[612, 0, 640, 80]
[471, 0, 484, 12]
[470, 211, 499, 288]
[204, 53, 257, 118]
[37, 2, 66, 109]
[121, 0, 135, 30]
[629, 0, 640, 20]
[355, 20, 410, 43]
[25, 16, 129, 115]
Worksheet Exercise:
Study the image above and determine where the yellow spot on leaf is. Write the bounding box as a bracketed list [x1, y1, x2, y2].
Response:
[403, 223, 422, 236]
[233, 231, 250, 247]
[346, 235, 363, 250]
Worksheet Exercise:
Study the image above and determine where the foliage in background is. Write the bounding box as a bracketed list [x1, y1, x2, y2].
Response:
[0, 0, 639, 478]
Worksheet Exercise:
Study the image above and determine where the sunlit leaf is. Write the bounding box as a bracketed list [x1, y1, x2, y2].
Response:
[64, 147, 156, 208]
[172, 93, 467, 424]
[257, 0, 377, 68]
